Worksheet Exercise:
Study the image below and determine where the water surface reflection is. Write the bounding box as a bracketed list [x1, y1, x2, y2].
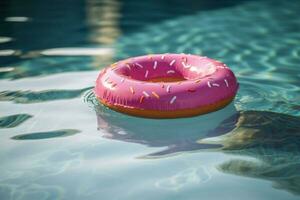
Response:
[199, 111, 300, 195]
[94, 94, 300, 195]
[95, 101, 238, 157]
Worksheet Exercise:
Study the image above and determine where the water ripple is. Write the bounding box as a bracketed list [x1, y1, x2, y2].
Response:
[11, 129, 80, 140]
[0, 114, 32, 129]
[199, 110, 300, 195]
[0, 87, 91, 104]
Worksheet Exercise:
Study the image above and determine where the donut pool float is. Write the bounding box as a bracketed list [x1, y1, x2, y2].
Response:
[94, 54, 239, 118]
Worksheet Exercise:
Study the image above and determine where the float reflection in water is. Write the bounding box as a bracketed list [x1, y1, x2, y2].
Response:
[92, 93, 238, 157]
[198, 111, 300, 195]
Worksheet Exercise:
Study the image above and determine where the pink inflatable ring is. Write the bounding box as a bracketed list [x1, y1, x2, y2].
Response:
[95, 54, 239, 118]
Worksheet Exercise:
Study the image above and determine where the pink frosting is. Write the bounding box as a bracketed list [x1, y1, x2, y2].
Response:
[94, 54, 239, 111]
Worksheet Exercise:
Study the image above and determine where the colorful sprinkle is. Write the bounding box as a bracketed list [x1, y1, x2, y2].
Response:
[182, 62, 190, 69]
[152, 91, 160, 99]
[110, 62, 118, 68]
[153, 61, 158, 69]
[170, 59, 176, 66]
[224, 79, 229, 87]
[121, 78, 125, 83]
[139, 96, 145, 103]
[170, 96, 177, 104]
[145, 70, 149, 78]
[167, 70, 175, 74]
[166, 85, 171, 93]
[130, 86, 135, 94]
[207, 81, 212, 88]
[143, 91, 150, 97]
[125, 63, 131, 70]
[195, 79, 201, 83]
[161, 55, 165, 59]
[212, 83, 220, 87]
[136, 63, 143, 69]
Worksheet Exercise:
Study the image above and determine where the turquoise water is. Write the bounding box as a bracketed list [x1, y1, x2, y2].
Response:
[1, 0, 300, 199]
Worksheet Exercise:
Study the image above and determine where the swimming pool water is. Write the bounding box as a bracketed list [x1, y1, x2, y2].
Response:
[0, 0, 300, 199]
